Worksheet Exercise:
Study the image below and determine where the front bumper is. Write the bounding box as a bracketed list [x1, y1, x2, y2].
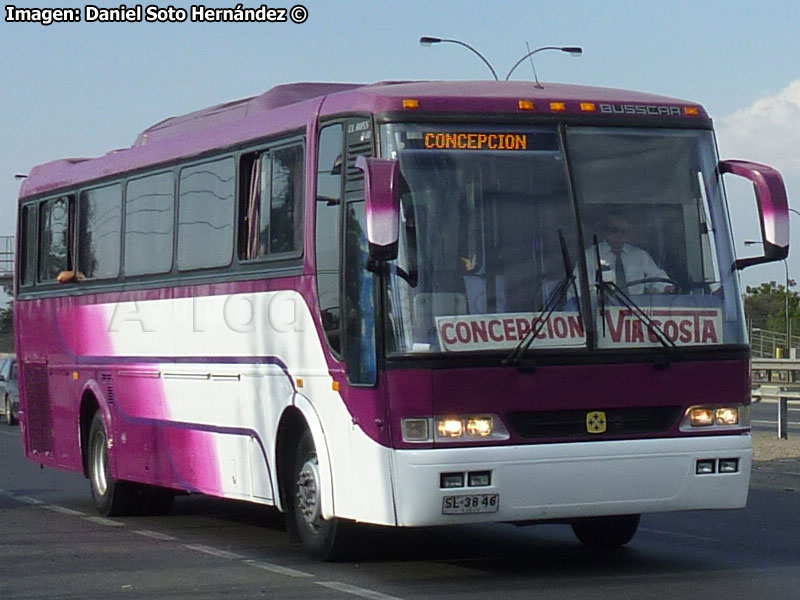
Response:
[391, 435, 751, 527]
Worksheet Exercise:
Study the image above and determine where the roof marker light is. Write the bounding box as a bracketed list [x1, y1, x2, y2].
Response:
[403, 98, 420, 109]
[580, 102, 597, 112]
[518, 100, 535, 111]
[550, 101, 567, 112]
[684, 106, 700, 116]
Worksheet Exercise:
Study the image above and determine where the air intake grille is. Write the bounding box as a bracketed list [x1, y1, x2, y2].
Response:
[507, 406, 684, 441]
[23, 363, 53, 453]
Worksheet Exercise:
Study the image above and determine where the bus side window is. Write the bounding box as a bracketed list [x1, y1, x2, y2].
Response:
[315, 124, 344, 354]
[240, 143, 303, 260]
[124, 172, 175, 277]
[19, 205, 37, 287]
[79, 184, 122, 280]
[178, 158, 235, 270]
[38, 196, 73, 283]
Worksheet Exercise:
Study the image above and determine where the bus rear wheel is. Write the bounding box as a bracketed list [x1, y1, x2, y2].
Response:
[571, 514, 641, 548]
[291, 430, 354, 560]
[87, 412, 137, 516]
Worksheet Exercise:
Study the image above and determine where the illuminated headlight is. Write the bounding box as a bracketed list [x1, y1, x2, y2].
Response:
[402, 415, 510, 442]
[466, 417, 493, 437]
[715, 407, 739, 426]
[689, 408, 714, 427]
[435, 414, 510, 442]
[438, 418, 465, 438]
[681, 405, 749, 432]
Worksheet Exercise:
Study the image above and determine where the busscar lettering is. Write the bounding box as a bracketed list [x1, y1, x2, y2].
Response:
[423, 132, 528, 151]
[598, 103, 684, 117]
[5, 5, 81, 25]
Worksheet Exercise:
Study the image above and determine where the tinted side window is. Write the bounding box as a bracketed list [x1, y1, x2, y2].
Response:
[241, 142, 304, 260]
[268, 145, 304, 255]
[178, 158, 235, 270]
[315, 124, 344, 353]
[38, 196, 72, 282]
[20, 205, 37, 286]
[125, 172, 174, 276]
[79, 184, 122, 280]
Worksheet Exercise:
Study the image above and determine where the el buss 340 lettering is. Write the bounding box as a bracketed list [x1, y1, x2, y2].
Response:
[13, 77, 789, 560]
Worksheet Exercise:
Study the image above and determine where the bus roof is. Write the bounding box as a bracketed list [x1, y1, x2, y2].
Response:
[19, 80, 708, 199]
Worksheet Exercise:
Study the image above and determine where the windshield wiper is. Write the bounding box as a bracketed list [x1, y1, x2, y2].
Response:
[504, 230, 577, 367]
[592, 234, 678, 357]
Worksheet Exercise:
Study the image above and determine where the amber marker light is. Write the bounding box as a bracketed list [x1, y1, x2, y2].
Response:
[684, 106, 700, 116]
[403, 98, 420, 109]
[518, 100, 535, 111]
[550, 101, 567, 112]
[580, 102, 597, 112]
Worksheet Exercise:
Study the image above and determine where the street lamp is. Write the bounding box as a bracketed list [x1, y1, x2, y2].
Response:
[505, 46, 583, 85]
[419, 37, 583, 85]
[419, 36, 499, 81]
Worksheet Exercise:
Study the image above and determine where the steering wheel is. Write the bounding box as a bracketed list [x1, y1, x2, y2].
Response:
[621, 277, 681, 294]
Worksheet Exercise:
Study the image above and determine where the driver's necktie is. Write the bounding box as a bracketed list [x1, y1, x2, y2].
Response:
[613, 249, 626, 289]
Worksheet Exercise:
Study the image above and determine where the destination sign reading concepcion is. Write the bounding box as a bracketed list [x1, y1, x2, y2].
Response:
[436, 307, 723, 352]
[423, 132, 529, 151]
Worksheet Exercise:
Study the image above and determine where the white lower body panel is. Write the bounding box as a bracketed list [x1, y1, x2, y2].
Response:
[390, 435, 751, 527]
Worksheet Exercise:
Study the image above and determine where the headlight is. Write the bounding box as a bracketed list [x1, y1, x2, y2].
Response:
[680, 405, 749, 432]
[401, 414, 510, 442]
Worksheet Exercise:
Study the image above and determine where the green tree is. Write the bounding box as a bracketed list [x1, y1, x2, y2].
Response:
[744, 280, 800, 343]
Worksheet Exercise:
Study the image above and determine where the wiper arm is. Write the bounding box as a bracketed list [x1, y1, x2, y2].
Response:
[596, 278, 679, 354]
[591, 234, 676, 354]
[504, 230, 578, 366]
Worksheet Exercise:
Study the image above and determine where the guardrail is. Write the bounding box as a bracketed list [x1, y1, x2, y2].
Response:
[751, 358, 800, 439]
[0, 236, 13, 282]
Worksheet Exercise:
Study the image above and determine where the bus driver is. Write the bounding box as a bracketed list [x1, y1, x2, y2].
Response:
[586, 211, 676, 294]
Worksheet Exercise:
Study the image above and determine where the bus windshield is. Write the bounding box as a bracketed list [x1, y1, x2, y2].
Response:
[380, 123, 744, 356]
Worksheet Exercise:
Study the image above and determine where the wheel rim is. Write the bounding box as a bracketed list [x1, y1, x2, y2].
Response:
[90, 429, 109, 497]
[296, 455, 322, 533]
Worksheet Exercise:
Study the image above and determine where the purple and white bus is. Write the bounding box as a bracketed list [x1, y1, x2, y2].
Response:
[15, 81, 789, 558]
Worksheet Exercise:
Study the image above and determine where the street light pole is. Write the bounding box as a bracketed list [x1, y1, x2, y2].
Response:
[419, 37, 499, 80]
[504, 46, 583, 84]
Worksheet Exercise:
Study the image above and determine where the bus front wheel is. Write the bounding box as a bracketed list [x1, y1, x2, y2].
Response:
[291, 430, 354, 560]
[571, 514, 641, 548]
[87, 412, 137, 516]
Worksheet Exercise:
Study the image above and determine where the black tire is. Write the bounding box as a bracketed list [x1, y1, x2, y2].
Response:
[571, 514, 641, 548]
[291, 430, 354, 560]
[87, 412, 138, 516]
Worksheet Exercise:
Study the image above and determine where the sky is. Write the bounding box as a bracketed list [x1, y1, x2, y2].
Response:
[2, 0, 799, 297]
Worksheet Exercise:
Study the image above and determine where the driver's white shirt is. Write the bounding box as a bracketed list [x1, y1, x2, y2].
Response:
[585, 240, 670, 294]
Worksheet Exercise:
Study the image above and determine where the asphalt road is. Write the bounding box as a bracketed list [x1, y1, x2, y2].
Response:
[2, 426, 800, 600]
[752, 397, 800, 435]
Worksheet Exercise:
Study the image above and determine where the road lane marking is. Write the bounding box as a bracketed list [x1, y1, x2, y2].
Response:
[42, 504, 86, 517]
[133, 529, 178, 541]
[640, 527, 717, 542]
[315, 581, 404, 600]
[243, 559, 313, 578]
[14, 495, 44, 505]
[185, 544, 244, 560]
[83, 516, 125, 527]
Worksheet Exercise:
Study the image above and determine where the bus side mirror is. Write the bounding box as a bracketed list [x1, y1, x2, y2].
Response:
[356, 156, 401, 262]
[721, 160, 790, 270]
